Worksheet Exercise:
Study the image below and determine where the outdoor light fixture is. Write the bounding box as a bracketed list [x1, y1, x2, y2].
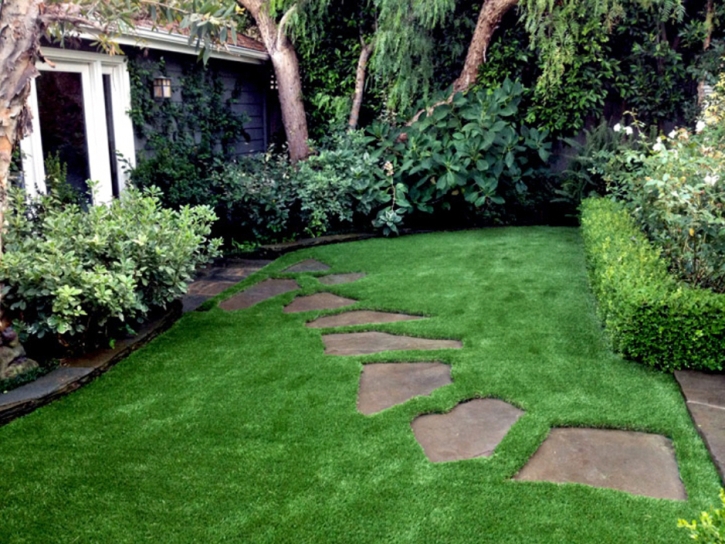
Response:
[153, 77, 172, 99]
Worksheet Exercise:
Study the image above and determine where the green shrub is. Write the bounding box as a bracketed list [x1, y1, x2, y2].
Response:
[607, 120, 725, 293]
[367, 79, 551, 232]
[678, 489, 725, 543]
[210, 131, 391, 242]
[580, 197, 725, 372]
[1, 187, 221, 354]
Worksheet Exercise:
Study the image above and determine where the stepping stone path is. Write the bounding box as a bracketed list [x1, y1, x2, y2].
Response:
[283, 259, 331, 273]
[514, 428, 686, 500]
[307, 311, 423, 329]
[184, 259, 272, 312]
[208, 256, 688, 501]
[675, 370, 725, 483]
[412, 399, 524, 462]
[284, 293, 357, 314]
[220, 279, 300, 311]
[319, 273, 366, 285]
[357, 362, 451, 415]
[322, 332, 462, 356]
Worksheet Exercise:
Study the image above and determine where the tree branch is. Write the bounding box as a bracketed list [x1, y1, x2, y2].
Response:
[276, 3, 296, 51]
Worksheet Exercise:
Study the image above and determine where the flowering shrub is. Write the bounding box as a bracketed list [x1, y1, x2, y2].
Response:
[606, 116, 725, 292]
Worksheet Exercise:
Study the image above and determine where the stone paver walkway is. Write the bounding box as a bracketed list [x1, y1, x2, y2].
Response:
[322, 332, 463, 356]
[357, 362, 451, 415]
[184, 260, 271, 312]
[675, 370, 725, 483]
[515, 428, 686, 500]
[284, 293, 357, 313]
[412, 399, 524, 462]
[307, 311, 422, 329]
[220, 279, 299, 311]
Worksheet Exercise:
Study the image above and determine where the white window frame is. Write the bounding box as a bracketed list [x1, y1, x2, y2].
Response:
[20, 48, 136, 204]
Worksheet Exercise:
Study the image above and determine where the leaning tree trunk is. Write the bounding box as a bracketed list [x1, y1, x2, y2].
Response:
[0, 0, 41, 254]
[409, 0, 518, 124]
[453, 0, 519, 92]
[237, 0, 310, 162]
[0, 0, 42, 377]
[348, 38, 373, 130]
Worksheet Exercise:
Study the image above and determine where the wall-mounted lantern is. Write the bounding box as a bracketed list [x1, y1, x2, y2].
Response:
[153, 77, 172, 99]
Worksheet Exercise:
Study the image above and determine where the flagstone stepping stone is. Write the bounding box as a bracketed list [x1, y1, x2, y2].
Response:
[219, 279, 300, 311]
[358, 362, 452, 415]
[283, 259, 331, 273]
[412, 399, 524, 462]
[284, 293, 357, 313]
[675, 370, 725, 483]
[514, 428, 686, 500]
[322, 332, 462, 356]
[319, 273, 366, 285]
[307, 310, 423, 329]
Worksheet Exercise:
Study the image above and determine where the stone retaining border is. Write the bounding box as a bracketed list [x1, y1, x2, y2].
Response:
[0, 301, 182, 427]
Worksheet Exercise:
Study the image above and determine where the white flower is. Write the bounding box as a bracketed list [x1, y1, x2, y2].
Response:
[613, 123, 622, 133]
[652, 141, 665, 152]
[668, 130, 677, 139]
[696, 120, 706, 133]
[704, 174, 719, 186]
[624, 126, 634, 135]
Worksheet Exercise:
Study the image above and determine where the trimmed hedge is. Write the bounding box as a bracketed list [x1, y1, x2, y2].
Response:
[580, 197, 725, 371]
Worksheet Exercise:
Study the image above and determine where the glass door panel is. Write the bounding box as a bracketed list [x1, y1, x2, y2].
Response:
[35, 71, 91, 197]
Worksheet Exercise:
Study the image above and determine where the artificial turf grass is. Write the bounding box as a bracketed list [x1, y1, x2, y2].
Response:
[0, 226, 721, 543]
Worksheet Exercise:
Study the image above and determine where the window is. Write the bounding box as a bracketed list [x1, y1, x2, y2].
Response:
[20, 48, 136, 204]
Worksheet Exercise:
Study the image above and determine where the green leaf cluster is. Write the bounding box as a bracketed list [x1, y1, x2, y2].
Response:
[0, 187, 221, 355]
[368, 79, 551, 228]
[580, 197, 725, 372]
[678, 489, 725, 543]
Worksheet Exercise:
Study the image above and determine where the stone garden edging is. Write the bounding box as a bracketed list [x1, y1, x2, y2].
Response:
[0, 301, 183, 427]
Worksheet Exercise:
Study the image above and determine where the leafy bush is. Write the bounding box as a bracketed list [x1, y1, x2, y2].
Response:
[209, 131, 391, 242]
[580, 197, 725, 372]
[605, 115, 725, 293]
[1, 187, 221, 354]
[678, 489, 725, 543]
[368, 79, 551, 232]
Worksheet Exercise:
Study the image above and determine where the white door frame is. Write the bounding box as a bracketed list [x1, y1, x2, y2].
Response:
[20, 48, 136, 204]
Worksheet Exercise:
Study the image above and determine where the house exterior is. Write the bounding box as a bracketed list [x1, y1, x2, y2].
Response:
[19, 28, 275, 204]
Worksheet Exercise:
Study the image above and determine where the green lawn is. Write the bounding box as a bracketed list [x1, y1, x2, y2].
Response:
[0, 227, 720, 543]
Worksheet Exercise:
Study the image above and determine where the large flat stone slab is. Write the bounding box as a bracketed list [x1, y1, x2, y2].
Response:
[283, 259, 331, 273]
[358, 362, 452, 415]
[284, 293, 357, 313]
[319, 273, 366, 285]
[307, 311, 423, 329]
[514, 428, 686, 500]
[412, 399, 524, 462]
[322, 332, 462, 356]
[675, 370, 725, 483]
[220, 279, 299, 311]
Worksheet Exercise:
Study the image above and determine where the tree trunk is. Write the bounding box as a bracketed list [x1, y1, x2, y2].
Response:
[348, 38, 373, 130]
[237, 0, 310, 162]
[0, 0, 41, 255]
[408, 0, 518, 124]
[452, 0, 519, 93]
[0, 0, 41, 372]
[697, 0, 715, 106]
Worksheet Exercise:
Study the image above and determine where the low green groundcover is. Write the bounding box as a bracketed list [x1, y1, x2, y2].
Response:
[0, 228, 720, 542]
